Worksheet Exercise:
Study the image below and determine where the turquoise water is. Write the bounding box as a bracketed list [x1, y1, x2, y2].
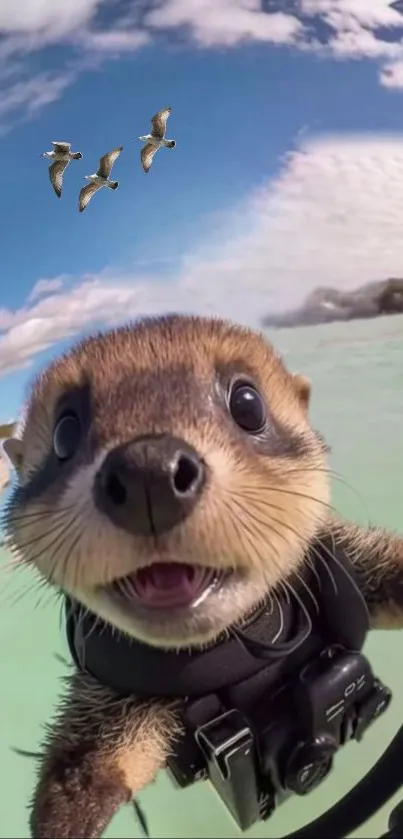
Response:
[1, 313, 402, 838]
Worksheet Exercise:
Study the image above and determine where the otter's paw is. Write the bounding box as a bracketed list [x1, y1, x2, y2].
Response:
[30, 755, 130, 839]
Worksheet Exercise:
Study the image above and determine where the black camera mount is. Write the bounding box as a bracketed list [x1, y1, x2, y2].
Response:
[167, 644, 392, 832]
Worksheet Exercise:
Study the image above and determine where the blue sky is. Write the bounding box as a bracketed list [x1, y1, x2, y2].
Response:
[3, 1, 403, 423]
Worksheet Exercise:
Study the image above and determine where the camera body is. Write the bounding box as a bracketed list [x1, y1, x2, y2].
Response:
[167, 644, 392, 831]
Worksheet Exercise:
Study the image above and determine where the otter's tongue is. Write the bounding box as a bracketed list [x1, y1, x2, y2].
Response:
[129, 563, 212, 608]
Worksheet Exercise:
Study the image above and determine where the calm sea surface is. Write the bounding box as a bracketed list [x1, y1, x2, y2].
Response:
[1, 314, 402, 838]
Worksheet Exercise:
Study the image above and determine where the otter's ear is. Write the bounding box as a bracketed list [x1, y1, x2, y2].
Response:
[2, 438, 23, 474]
[292, 374, 311, 410]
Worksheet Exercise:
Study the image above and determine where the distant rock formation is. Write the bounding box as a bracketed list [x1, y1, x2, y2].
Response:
[262, 278, 403, 329]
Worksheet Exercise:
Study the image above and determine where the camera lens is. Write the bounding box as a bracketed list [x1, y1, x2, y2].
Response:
[283, 736, 337, 796]
[293, 757, 332, 793]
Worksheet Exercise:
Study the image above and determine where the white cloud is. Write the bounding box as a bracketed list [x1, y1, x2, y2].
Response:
[0, 68, 79, 125]
[301, 0, 403, 31]
[326, 28, 402, 60]
[2, 0, 403, 128]
[179, 132, 403, 309]
[0, 0, 304, 126]
[144, 1, 303, 47]
[0, 0, 304, 49]
[0, 0, 98, 38]
[81, 29, 150, 53]
[3, 132, 403, 375]
[300, 1, 403, 82]
[28, 278, 65, 302]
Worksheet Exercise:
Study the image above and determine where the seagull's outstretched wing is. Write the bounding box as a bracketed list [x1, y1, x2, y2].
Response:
[78, 182, 101, 212]
[150, 107, 171, 139]
[141, 143, 160, 173]
[52, 141, 71, 153]
[49, 159, 69, 198]
[97, 146, 123, 178]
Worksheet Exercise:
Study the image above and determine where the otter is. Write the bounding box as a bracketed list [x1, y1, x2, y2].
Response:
[2, 313, 403, 839]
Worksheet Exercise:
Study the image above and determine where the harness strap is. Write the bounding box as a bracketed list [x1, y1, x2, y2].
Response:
[65, 536, 370, 699]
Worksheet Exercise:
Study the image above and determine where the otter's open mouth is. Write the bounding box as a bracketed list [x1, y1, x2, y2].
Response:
[109, 563, 227, 609]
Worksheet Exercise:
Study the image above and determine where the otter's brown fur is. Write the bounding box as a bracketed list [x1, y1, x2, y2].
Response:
[31, 672, 180, 838]
[3, 313, 403, 838]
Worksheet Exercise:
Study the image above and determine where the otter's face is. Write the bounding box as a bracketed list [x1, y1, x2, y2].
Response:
[4, 315, 330, 649]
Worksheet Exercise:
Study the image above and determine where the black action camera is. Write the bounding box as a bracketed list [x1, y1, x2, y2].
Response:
[167, 643, 392, 832]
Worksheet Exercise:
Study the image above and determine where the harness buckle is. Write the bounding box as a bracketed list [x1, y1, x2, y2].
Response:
[194, 708, 269, 830]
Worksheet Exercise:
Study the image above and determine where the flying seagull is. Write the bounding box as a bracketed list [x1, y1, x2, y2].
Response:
[78, 146, 123, 213]
[42, 142, 83, 198]
[138, 107, 176, 173]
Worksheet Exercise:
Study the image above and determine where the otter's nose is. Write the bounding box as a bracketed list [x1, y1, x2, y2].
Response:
[94, 435, 206, 536]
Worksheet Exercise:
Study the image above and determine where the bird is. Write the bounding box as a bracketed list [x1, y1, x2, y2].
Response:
[42, 142, 83, 198]
[78, 146, 123, 213]
[138, 106, 176, 173]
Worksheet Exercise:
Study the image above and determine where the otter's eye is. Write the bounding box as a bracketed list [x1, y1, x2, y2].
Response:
[53, 413, 82, 461]
[229, 383, 266, 433]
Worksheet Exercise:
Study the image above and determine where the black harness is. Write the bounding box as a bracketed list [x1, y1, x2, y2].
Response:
[65, 537, 369, 699]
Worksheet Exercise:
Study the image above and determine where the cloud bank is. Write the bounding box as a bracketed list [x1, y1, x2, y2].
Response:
[2, 1, 403, 129]
[3, 132, 403, 375]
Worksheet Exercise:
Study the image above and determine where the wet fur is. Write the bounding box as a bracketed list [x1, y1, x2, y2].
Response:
[326, 516, 403, 629]
[3, 314, 403, 837]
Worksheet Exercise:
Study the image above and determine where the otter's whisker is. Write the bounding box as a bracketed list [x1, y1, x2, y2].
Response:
[228, 489, 339, 591]
[18, 514, 80, 584]
[48, 522, 85, 591]
[244, 501, 333, 595]
[267, 590, 275, 615]
[218, 496, 264, 572]
[0, 554, 23, 573]
[225, 497, 285, 577]
[284, 579, 313, 639]
[228, 498, 303, 593]
[294, 571, 320, 614]
[1, 573, 52, 610]
[234, 484, 336, 517]
[12, 747, 42, 759]
[273, 591, 285, 636]
[278, 580, 291, 605]
[82, 608, 105, 649]
[229, 496, 329, 606]
[56, 510, 89, 592]
[32, 586, 60, 612]
[230, 494, 309, 554]
[3, 502, 77, 525]
[4, 510, 80, 558]
[302, 553, 322, 590]
[279, 464, 370, 523]
[305, 541, 338, 593]
[230, 488, 319, 518]
[313, 531, 363, 597]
